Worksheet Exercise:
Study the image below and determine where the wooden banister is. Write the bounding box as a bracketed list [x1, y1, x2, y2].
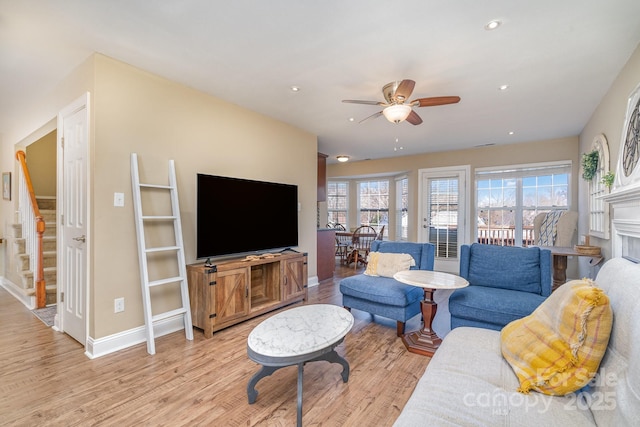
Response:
[16, 150, 46, 309]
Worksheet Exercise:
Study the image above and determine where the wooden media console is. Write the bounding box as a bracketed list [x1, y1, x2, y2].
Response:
[187, 250, 308, 338]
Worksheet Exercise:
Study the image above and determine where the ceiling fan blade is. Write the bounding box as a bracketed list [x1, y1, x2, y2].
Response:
[406, 110, 423, 125]
[394, 79, 416, 103]
[359, 111, 383, 123]
[342, 99, 385, 106]
[412, 96, 461, 107]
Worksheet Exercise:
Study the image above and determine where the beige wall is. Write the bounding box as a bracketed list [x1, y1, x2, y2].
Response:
[1, 54, 317, 342]
[25, 130, 57, 197]
[579, 43, 640, 275]
[328, 136, 580, 242]
[90, 55, 317, 338]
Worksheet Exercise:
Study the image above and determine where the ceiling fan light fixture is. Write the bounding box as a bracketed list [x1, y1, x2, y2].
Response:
[383, 104, 412, 123]
[337, 155, 350, 162]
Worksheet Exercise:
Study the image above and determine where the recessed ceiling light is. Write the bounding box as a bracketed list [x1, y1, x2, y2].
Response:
[508, 131, 514, 135]
[337, 155, 349, 162]
[290, 86, 300, 92]
[499, 84, 509, 91]
[348, 117, 355, 122]
[485, 20, 501, 30]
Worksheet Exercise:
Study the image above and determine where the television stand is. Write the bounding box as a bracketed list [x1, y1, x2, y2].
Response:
[187, 250, 308, 338]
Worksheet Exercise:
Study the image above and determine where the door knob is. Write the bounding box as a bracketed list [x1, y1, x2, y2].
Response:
[73, 235, 86, 243]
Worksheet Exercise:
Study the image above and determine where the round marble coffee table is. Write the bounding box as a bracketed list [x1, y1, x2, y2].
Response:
[247, 304, 354, 427]
[394, 270, 468, 357]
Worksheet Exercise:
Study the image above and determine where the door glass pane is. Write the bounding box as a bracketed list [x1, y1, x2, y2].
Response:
[428, 178, 458, 259]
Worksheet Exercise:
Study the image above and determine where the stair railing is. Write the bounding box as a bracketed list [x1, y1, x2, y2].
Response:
[15, 150, 46, 309]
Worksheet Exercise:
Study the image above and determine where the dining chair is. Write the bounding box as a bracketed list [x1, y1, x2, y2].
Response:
[348, 225, 377, 270]
[376, 225, 386, 240]
[335, 227, 352, 264]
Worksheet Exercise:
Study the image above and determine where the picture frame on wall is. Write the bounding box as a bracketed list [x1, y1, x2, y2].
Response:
[3, 172, 11, 200]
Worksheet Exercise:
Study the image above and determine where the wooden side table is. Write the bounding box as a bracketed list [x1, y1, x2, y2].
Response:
[537, 246, 603, 291]
[393, 270, 469, 357]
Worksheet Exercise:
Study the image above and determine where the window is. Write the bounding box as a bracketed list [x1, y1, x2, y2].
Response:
[476, 162, 571, 247]
[588, 134, 610, 239]
[395, 177, 408, 240]
[358, 180, 389, 233]
[327, 181, 348, 228]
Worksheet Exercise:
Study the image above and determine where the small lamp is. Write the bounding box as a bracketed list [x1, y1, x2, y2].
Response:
[382, 104, 412, 124]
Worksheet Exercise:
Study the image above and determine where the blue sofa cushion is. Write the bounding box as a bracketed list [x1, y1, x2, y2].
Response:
[449, 286, 547, 330]
[340, 274, 424, 307]
[370, 240, 434, 271]
[465, 244, 543, 294]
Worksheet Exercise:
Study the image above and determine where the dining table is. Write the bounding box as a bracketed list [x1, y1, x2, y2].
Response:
[335, 231, 378, 267]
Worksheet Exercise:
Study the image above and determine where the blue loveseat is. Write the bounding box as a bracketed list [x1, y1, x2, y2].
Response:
[339, 240, 435, 336]
[449, 243, 552, 331]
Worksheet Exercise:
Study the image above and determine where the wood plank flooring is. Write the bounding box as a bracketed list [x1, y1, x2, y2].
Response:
[0, 263, 430, 426]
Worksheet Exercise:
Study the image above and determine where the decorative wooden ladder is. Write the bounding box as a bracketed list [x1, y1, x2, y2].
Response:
[130, 153, 193, 355]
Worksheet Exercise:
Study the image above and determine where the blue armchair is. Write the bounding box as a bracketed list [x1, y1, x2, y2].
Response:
[449, 243, 552, 331]
[340, 240, 435, 336]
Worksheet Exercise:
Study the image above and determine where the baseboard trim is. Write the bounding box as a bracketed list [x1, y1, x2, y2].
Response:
[85, 314, 186, 359]
[308, 275, 319, 287]
[0, 277, 35, 309]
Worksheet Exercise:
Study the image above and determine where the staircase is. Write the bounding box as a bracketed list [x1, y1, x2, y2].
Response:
[12, 196, 57, 306]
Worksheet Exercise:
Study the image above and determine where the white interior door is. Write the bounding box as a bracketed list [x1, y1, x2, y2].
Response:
[57, 93, 90, 345]
[418, 166, 470, 273]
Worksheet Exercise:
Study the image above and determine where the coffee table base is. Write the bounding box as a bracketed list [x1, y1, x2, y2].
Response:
[247, 348, 349, 427]
[402, 329, 442, 357]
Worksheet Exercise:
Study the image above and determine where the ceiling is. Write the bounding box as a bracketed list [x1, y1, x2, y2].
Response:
[2, 1, 640, 164]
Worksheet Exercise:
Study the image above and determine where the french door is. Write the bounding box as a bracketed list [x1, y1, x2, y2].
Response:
[418, 166, 470, 273]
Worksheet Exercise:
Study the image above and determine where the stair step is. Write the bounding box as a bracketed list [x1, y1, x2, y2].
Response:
[43, 222, 56, 237]
[15, 237, 56, 252]
[14, 283, 57, 305]
[20, 267, 57, 288]
[36, 196, 56, 210]
[40, 209, 56, 222]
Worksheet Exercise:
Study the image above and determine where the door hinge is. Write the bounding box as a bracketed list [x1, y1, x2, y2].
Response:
[209, 280, 216, 286]
[209, 313, 216, 319]
[60, 292, 64, 302]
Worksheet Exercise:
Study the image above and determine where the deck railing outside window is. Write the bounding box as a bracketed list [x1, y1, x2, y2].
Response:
[476, 226, 535, 247]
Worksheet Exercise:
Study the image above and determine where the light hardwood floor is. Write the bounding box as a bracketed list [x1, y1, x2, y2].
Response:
[1, 262, 430, 426]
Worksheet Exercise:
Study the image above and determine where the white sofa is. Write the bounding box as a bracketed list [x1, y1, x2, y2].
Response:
[394, 257, 640, 426]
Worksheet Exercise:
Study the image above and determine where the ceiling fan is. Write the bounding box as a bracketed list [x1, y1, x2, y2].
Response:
[342, 79, 460, 125]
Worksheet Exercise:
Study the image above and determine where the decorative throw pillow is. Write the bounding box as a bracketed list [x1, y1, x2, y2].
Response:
[500, 279, 612, 396]
[364, 252, 416, 278]
[538, 210, 563, 246]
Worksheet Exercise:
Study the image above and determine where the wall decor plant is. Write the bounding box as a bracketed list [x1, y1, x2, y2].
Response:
[601, 171, 615, 189]
[581, 150, 599, 180]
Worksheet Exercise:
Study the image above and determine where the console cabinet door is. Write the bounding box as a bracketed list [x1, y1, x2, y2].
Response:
[283, 257, 307, 300]
[215, 267, 250, 325]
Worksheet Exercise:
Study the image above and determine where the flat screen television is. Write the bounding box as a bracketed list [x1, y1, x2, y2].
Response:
[196, 173, 298, 259]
